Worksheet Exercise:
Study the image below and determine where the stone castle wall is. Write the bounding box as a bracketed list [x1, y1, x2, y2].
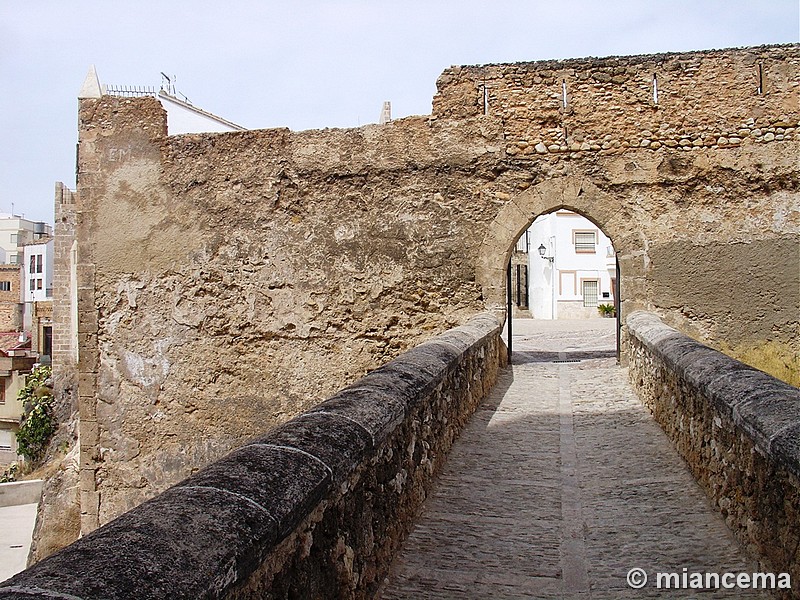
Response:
[433, 45, 798, 154]
[43, 44, 799, 556]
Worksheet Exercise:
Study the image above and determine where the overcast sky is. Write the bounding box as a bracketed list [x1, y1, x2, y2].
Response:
[1, 1, 798, 224]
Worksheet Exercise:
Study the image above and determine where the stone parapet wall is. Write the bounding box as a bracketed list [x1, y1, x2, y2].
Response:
[0, 313, 503, 599]
[626, 311, 800, 595]
[433, 45, 799, 159]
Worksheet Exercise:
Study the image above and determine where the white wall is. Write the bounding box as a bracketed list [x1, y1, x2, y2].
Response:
[528, 211, 615, 319]
[159, 96, 243, 135]
[22, 241, 53, 304]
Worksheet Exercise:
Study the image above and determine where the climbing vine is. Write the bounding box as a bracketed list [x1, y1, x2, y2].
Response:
[16, 365, 55, 465]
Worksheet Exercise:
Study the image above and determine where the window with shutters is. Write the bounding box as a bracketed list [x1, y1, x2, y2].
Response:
[582, 280, 599, 307]
[573, 230, 597, 253]
[515, 231, 529, 253]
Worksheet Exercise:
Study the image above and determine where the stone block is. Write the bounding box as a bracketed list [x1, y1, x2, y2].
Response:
[77, 312, 98, 334]
[79, 490, 99, 515]
[176, 445, 330, 539]
[78, 373, 97, 392]
[79, 469, 96, 492]
[79, 447, 97, 469]
[78, 396, 96, 420]
[80, 420, 99, 447]
[732, 384, 800, 465]
[3, 486, 277, 600]
[77, 288, 94, 306]
[75, 264, 95, 286]
[309, 385, 406, 448]
[771, 422, 800, 475]
[248, 411, 372, 485]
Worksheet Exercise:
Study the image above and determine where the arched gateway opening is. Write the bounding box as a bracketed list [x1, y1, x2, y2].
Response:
[505, 208, 620, 361]
[475, 176, 636, 362]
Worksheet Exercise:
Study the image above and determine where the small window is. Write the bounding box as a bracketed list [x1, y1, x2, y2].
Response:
[10, 234, 18, 245]
[582, 280, 599, 307]
[0, 281, 10, 292]
[9, 254, 18, 265]
[574, 231, 597, 253]
[36, 255, 43, 273]
[515, 231, 529, 253]
[30, 255, 36, 273]
[30, 279, 36, 292]
[36, 279, 42, 290]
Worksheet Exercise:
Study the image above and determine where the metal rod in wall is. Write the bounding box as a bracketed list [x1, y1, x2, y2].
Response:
[506, 260, 513, 362]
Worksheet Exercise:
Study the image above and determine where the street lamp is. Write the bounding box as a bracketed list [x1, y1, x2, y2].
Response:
[538, 243, 554, 263]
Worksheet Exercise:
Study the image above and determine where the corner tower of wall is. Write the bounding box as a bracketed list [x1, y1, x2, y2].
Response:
[52, 182, 77, 420]
[74, 94, 169, 534]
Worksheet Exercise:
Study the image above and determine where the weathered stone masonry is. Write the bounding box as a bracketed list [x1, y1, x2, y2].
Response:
[627, 311, 800, 597]
[41, 44, 799, 556]
[1, 314, 503, 600]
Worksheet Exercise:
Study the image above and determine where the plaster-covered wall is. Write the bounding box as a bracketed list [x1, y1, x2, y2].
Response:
[45, 44, 799, 557]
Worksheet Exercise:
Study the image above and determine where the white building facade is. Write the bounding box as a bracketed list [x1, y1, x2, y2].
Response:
[0, 215, 52, 267]
[22, 240, 53, 304]
[527, 210, 616, 319]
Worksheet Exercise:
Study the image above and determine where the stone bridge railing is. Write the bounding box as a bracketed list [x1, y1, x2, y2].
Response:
[0, 314, 503, 600]
[627, 311, 800, 591]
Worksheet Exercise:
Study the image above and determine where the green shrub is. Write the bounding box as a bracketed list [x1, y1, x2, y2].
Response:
[597, 303, 616, 317]
[0, 462, 18, 483]
[16, 365, 55, 465]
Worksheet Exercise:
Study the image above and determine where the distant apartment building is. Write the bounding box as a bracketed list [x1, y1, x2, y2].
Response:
[0, 265, 23, 332]
[0, 214, 52, 267]
[23, 239, 54, 362]
[511, 211, 616, 319]
[0, 338, 36, 464]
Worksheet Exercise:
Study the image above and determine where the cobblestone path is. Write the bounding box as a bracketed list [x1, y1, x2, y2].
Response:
[381, 320, 766, 599]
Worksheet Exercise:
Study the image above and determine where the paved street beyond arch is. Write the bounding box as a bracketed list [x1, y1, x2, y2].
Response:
[380, 319, 767, 599]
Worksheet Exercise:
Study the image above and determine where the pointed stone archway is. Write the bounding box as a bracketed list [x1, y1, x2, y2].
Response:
[476, 174, 646, 359]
